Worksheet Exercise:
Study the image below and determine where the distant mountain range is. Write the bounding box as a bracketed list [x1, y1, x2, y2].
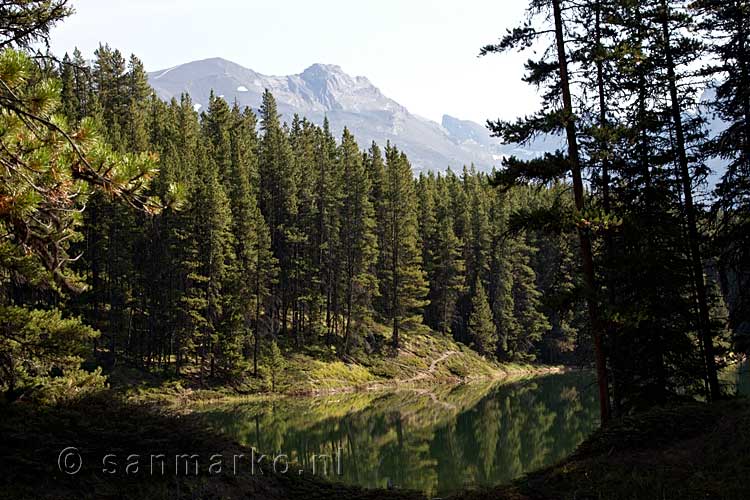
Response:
[148, 58, 559, 173]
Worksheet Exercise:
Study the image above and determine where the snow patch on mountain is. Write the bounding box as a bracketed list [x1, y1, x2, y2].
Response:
[153, 65, 179, 80]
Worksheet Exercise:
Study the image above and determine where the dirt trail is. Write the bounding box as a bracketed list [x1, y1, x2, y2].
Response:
[392, 350, 460, 411]
[406, 350, 457, 383]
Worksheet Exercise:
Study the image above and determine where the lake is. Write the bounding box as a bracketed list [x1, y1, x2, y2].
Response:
[723, 358, 750, 396]
[199, 371, 599, 497]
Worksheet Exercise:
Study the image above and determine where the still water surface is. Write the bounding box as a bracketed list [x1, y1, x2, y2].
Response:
[200, 371, 599, 497]
[724, 358, 750, 396]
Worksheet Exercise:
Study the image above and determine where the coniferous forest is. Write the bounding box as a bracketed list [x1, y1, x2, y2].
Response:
[2, 1, 750, 499]
[3, 27, 590, 398]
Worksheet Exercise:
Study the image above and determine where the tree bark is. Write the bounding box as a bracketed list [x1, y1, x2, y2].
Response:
[659, 0, 720, 401]
[552, 0, 611, 424]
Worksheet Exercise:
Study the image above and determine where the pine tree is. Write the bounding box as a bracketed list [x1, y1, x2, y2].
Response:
[71, 48, 98, 121]
[123, 54, 151, 153]
[525, 186, 583, 364]
[463, 167, 491, 292]
[431, 219, 465, 335]
[0, 34, 156, 396]
[508, 237, 550, 361]
[339, 128, 378, 353]
[288, 115, 319, 340]
[417, 173, 438, 328]
[488, 188, 518, 358]
[445, 168, 471, 340]
[92, 44, 128, 147]
[696, 0, 750, 353]
[176, 143, 235, 381]
[0, 1, 71, 51]
[266, 339, 285, 392]
[481, 0, 612, 422]
[59, 52, 76, 123]
[226, 102, 277, 376]
[312, 118, 343, 343]
[365, 142, 389, 320]
[423, 174, 465, 335]
[136, 94, 184, 369]
[467, 281, 497, 356]
[381, 144, 428, 349]
[258, 89, 297, 337]
[0, 306, 102, 401]
[657, 0, 720, 400]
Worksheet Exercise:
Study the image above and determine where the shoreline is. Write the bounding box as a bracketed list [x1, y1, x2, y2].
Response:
[5, 365, 741, 500]
[287, 363, 575, 397]
[123, 359, 578, 407]
[117, 329, 582, 406]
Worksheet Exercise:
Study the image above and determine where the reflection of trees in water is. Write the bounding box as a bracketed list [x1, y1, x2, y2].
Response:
[722, 359, 750, 396]
[200, 372, 598, 496]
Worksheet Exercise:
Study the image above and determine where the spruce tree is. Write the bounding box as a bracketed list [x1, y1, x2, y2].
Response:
[312, 118, 343, 343]
[417, 173, 439, 328]
[508, 237, 550, 361]
[426, 176, 465, 335]
[381, 144, 428, 349]
[258, 89, 297, 337]
[124, 54, 151, 153]
[176, 143, 235, 380]
[0, 37, 157, 395]
[339, 128, 378, 353]
[467, 281, 497, 356]
[696, 0, 750, 353]
[365, 142, 389, 320]
[657, 0, 720, 400]
[481, 0, 612, 422]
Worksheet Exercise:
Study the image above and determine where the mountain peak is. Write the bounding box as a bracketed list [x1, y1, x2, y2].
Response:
[441, 114, 494, 147]
[303, 63, 345, 75]
[300, 63, 356, 91]
[300, 63, 374, 88]
[147, 57, 551, 173]
[150, 57, 259, 83]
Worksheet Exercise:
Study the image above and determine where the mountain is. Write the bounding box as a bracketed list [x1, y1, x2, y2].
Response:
[699, 87, 728, 188]
[148, 58, 554, 173]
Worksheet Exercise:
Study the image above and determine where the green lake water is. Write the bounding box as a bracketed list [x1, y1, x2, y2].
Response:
[199, 371, 599, 497]
[723, 358, 750, 396]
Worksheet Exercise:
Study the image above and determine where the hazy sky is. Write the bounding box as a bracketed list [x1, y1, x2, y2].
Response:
[49, 0, 539, 125]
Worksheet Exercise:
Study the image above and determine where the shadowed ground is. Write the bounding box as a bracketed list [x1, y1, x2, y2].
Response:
[2, 395, 748, 499]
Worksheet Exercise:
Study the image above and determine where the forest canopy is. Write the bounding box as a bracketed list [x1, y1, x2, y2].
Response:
[0, 0, 748, 425]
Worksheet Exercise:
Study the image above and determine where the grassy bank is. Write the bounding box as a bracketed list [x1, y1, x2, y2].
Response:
[115, 326, 565, 406]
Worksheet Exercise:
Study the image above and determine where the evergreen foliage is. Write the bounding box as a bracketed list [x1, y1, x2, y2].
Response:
[2, 0, 748, 419]
[467, 282, 497, 356]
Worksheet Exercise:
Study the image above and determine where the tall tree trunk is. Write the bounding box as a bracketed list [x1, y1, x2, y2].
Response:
[595, 0, 620, 414]
[344, 272, 353, 355]
[391, 223, 400, 350]
[659, 0, 720, 401]
[552, 0, 610, 424]
[253, 252, 262, 377]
